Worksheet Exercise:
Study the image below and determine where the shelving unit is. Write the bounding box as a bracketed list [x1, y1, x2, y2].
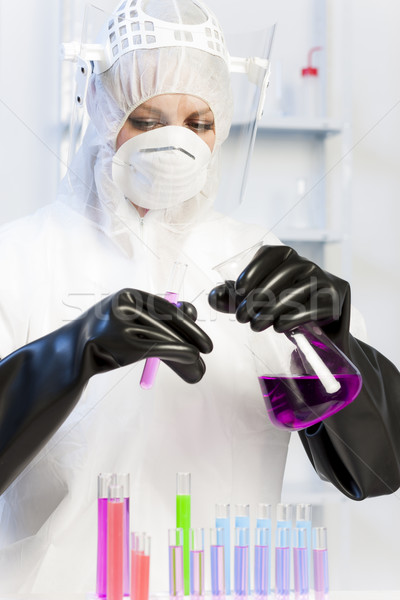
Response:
[226, 0, 352, 278]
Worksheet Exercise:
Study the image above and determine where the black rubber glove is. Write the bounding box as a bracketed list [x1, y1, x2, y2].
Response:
[0, 288, 212, 495]
[209, 245, 400, 500]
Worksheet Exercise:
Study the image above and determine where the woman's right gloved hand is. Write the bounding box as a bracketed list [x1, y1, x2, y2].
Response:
[0, 288, 213, 495]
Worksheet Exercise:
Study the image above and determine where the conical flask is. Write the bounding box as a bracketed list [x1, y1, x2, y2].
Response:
[212, 244, 362, 431]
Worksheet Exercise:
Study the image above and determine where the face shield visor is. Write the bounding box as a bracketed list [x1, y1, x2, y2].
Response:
[61, 0, 275, 218]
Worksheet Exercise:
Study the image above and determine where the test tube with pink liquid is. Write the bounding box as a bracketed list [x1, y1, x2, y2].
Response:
[140, 261, 188, 390]
[130, 532, 151, 600]
[313, 527, 329, 600]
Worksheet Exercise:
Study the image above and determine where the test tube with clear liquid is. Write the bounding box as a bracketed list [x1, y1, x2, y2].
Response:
[140, 261, 188, 389]
[169, 528, 184, 598]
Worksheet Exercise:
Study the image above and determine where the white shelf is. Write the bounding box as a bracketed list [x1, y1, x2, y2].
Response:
[277, 228, 343, 243]
[258, 115, 343, 134]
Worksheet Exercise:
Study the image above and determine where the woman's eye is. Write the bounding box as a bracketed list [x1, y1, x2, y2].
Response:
[128, 118, 161, 131]
[188, 121, 214, 132]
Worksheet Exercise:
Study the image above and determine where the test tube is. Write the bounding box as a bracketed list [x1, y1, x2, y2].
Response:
[275, 527, 290, 600]
[107, 484, 124, 600]
[140, 261, 188, 390]
[96, 473, 113, 598]
[113, 473, 130, 596]
[234, 526, 249, 597]
[313, 527, 329, 600]
[235, 504, 250, 590]
[293, 527, 309, 600]
[215, 504, 230, 595]
[130, 532, 151, 600]
[276, 503, 292, 531]
[176, 472, 191, 595]
[190, 528, 205, 599]
[256, 504, 272, 596]
[254, 526, 270, 598]
[169, 528, 184, 598]
[295, 504, 312, 581]
[210, 527, 225, 598]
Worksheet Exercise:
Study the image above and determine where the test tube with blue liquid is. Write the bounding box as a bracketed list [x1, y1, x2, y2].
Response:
[190, 528, 205, 599]
[256, 504, 272, 596]
[140, 261, 188, 389]
[295, 504, 312, 581]
[275, 527, 290, 600]
[313, 527, 329, 600]
[215, 504, 230, 595]
[234, 526, 249, 597]
[210, 527, 225, 598]
[254, 526, 270, 598]
[293, 527, 309, 600]
[235, 504, 250, 591]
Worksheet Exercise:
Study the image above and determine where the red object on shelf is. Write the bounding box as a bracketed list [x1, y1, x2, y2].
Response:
[301, 46, 323, 77]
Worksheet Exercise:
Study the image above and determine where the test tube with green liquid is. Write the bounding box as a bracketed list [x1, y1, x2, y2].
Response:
[176, 472, 191, 595]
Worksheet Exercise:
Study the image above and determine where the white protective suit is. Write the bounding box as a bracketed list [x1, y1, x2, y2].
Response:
[0, 0, 365, 595]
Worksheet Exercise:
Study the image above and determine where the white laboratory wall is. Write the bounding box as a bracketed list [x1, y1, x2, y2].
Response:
[0, 0, 399, 593]
[0, 1, 62, 222]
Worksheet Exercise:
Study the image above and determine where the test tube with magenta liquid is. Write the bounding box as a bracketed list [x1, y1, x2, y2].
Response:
[140, 261, 188, 389]
[215, 504, 230, 595]
[176, 473, 191, 595]
[96, 473, 113, 598]
[107, 484, 124, 600]
[313, 527, 329, 600]
[210, 527, 225, 598]
[169, 527, 184, 598]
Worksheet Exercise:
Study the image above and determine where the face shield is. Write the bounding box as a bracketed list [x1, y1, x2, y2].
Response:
[61, 0, 275, 223]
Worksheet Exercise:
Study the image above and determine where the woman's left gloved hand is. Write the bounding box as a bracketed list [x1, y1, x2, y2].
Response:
[208, 245, 350, 348]
[209, 244, 400, 500]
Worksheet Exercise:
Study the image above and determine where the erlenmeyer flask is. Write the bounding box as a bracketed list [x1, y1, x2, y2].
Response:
[211, 244, 362, 431]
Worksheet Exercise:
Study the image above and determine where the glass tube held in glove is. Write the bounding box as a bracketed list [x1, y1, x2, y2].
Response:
[140, 261, 188, 390]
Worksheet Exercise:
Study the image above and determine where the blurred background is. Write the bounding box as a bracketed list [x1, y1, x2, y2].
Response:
[0, 0, 399, 591]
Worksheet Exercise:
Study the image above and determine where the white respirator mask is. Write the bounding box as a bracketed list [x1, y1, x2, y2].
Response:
[111, 125, 212, 210]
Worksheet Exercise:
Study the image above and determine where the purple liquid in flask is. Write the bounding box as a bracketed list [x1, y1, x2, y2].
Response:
[259, 372, 362, 431]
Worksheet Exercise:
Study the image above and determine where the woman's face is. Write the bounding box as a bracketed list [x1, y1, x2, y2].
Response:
[116, 94, 216, 151]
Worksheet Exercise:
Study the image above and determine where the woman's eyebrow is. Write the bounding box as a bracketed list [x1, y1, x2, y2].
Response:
[187, 108, 214, 119]
[130, 106, 163, 117]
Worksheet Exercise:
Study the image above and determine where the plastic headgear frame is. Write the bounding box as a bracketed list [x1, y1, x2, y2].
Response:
[61, 0, 271, 118]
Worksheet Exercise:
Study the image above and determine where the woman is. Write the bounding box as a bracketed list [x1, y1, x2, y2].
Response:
[0, 0, 398, 594]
